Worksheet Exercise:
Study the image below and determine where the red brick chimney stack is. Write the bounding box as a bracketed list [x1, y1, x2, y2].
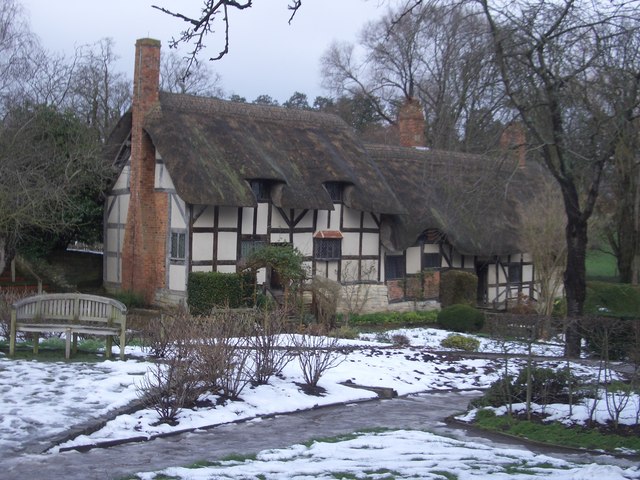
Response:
[398, 98, 426, 148]
[500, 122, 526, 168]
[121, 38, 167, 304]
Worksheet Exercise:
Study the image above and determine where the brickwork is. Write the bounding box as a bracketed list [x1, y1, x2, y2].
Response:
[121, 38, 168, 304]
[398, 98, 426, 148]
[500, 122, 526, 168]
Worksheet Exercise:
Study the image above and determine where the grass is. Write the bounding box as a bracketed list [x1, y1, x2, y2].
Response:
[343, 310, 439, 328]
[473, 409, 640, 454]
[586, 248, 618, 282]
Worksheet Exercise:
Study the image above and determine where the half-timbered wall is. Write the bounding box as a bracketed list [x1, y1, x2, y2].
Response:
[105, 155, 537, 311]
[103, 162, 130, 288]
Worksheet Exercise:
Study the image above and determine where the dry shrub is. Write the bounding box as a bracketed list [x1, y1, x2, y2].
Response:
[137, 305, 202, 425]
[0, 289, 33, 338]
[292, 324, 345, 392]
[247, 308, 292, 385]
[194, 309, 254, 400]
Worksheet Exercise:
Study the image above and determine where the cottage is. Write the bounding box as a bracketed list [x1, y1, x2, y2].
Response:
[103, 38, 543, 312]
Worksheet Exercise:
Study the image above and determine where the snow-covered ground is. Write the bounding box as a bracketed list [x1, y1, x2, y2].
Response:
[1, 327, 638, 479]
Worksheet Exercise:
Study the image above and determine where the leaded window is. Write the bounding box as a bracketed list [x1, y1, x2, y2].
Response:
[170, 231, 186, 260]
[314, 238, 342, 261]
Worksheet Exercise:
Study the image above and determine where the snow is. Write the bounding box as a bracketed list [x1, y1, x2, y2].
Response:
[1, 327, 638, 479]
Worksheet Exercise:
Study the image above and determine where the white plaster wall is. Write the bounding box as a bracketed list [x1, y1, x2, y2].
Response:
[406, 246, 421, 274]
[256, 204, 269, 234]
[271, 232, 290, 243]
[342, 207, 360, 228]
[192, 265, 212, 272]
[342, 232, 360, 256]
[113, 165, 130, 190]
[169, 264, 187, 291]
[316, 210, 329, 230]
[241, 207, 254, 234]
[105, 256, 120, 283]
[362, 233, 379, 256]
[296, 210, 314, 228]
[451, 251, 463, 268]
[155, 162, 175, 190]
[523, 264, 534, 282]
[192, 232, 214, 261]
[118, 195, 130, 223]
[361, 259, 378, 280]
[363, 213, 377, 229]
[293, 232, 312, 256]
[424, 244, 439, 254]
[217, 265, 236, 274]
[193, 206, 215, 228]
[171, 196, 187, 228]
[327, 260, 339, 281]
[271, 208, 288, 228]
[329, 205, 341, 230]
[218, 207, 238, 228]
[217, 232, 237, 261]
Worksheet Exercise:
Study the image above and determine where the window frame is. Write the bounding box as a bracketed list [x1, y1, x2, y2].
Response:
[313, 238, 342, 261]
[170, 231, 186, 261]
[385, 255, 406, 281]
[507, 262, 523, 284]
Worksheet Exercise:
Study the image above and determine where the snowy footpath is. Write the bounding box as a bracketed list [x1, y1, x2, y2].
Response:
[1, 327, 639, 479]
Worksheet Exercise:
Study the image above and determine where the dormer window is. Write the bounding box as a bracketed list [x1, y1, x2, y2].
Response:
[250, 180, 271, 202]
[324, 182, 344, 203]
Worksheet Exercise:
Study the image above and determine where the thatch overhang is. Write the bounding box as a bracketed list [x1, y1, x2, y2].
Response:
[139, 92, 405, 214]
[367, 143, 545, 256]
[104, 111, 132, 172]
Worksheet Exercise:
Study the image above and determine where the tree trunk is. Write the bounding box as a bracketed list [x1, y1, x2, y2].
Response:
[564, 214, 588, 358]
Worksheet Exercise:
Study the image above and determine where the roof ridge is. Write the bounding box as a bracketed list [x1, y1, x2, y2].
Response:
[158, 91, 348, 129]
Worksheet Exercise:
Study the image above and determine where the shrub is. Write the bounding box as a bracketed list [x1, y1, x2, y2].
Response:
[391, 334, 411, 347]
[440, 333, 480, 352]
[187, 271, 253, 315]
[347, 309, 438, 327]
[437, 304, 485, 333]
[439, 270, 478, 308]
[471, 366, 578, 408]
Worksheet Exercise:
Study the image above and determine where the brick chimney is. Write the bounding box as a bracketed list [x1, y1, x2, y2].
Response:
[500, 121, 526, 168]
[398, 98, 426, 148]
[121, 38, 168, 304]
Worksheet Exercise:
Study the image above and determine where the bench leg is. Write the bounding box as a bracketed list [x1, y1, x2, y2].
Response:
[65, 329, 71, 359]
[9, 312, 16, 356]
[119, 329, 126, 360]
[33, 333, 39, 355]
[105, 335, 112, 359]
[72, 333, 78, 355]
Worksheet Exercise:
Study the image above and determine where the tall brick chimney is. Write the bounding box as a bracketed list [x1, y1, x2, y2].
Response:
[500, 121, 526, 168]
[398, 98, 426, 148]
[121, 38, 168, 304]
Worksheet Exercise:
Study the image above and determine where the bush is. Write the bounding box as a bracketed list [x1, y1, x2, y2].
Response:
[440, 333, 480, 352]
[437, 304, 485, 333]
[187, 271, 253, 315]
[439, 270, 477, 308]
[584, 281, 640, 318]
[347, 310, 438, 327]
[471, 366, 578, 408]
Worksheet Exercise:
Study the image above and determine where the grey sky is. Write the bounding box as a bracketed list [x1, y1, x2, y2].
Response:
[21, 0, 391, 103]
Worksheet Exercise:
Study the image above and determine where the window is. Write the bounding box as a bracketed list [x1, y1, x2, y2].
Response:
[314, 238, 342, 261]
[170, 231, 186, 260]
[508, 263, 522, 283]
[250, 180, 270, 202]
[385, 255, 405, 280]
[324, 182, 343, 202]
[240, 237, 267, 260]
[423, 253, 441, 269]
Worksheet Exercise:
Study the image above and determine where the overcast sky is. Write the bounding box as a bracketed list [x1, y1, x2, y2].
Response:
[20, 0, 393, 103]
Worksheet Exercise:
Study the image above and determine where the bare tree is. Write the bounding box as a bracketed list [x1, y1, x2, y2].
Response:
[518, 179, 567, 317]
[320, 2, 504, 151]
[152, 0, 303, 74]
[160, 50, 224, 97]
[466, 0, 640, 357]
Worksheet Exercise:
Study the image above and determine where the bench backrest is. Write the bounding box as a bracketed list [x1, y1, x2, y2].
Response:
[12, 293, 127, 326]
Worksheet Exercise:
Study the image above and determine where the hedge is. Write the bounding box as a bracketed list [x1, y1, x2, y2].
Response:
[439, 270, 478, 308]
[187, 271, 253, 315]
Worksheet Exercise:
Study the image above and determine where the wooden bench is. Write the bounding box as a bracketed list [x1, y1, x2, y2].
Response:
[9, 293, 127, 360]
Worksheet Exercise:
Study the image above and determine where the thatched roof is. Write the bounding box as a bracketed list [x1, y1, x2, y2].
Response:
[140, 92, 404, 214]
[368, 144, 546, 256]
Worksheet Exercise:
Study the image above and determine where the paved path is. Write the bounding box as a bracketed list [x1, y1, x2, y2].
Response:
[2, 390, 636, 480]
